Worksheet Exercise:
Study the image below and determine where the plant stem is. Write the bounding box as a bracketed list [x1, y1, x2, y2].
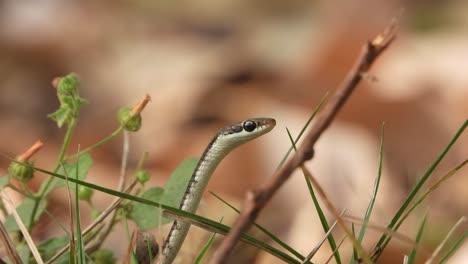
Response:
[43, 118, 78, 195]
[29, 118, 78, 231]
[6, 184, 34, 198]
[66, 126, 124, 161]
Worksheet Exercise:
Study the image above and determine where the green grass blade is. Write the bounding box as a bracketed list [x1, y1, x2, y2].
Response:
[303, 175, 341, 264]
[324, 235, 346, 264]
[357, 123, 385, 244]
[389, 159, 467, 246]
[209, 191, 308, 263]
[163, 210, 302, 264]
[439, 231, 467, 264]
[74, 156, 85, 264]
[407, 214, 427, 264]
[195, 218, 223, 264]
[286, 128, 342, 264]
[351, 224, 358, 264]
[303, 216, 341, 263]
[427, 216, 466, 264]
[378, 158, 467, 261]
[275, 94, 328, 171]
[373, 119, 467, 261]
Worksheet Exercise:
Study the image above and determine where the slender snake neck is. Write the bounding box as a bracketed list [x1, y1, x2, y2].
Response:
[160, 118, 275, 264]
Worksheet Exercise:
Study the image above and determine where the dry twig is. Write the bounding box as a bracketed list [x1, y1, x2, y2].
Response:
[210, 19, 398, 264]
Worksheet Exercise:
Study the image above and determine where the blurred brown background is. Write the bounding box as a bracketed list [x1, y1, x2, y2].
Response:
[0, 0, 467, 263]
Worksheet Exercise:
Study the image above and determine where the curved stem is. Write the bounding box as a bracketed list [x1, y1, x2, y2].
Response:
[6, 184, 34, 199]
[66, 126, 124, 161]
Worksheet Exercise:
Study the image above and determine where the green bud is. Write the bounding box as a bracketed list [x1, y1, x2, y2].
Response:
[117, 107, 142, 132]
[118, 201, 134, 219]
[8, 160, 34, 183]
[91, 249, 116, 264]
[78, 185, 94, 201]
[57, 74, 80, 95]
[134, 170, 150, 184]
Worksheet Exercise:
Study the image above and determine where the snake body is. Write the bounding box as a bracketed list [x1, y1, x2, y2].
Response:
[160, 117, 276, 264]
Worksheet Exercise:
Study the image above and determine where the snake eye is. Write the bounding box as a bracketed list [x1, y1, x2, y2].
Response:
[243, 120, 256, 132]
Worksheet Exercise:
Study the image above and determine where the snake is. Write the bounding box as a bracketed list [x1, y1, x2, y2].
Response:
[160, 117, 276, 264]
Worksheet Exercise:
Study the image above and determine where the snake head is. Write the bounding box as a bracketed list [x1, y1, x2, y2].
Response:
[217, 117, 276, 147]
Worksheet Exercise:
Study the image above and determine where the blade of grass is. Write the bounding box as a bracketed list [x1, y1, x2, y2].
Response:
[357, 123, 385, 243]
[301, 160, 372, 263]
[195, 217, 224, 264]
[74, 154, 85, 264]
[324, 235, 346, 264]
[286, 127, 342, 264]
[302, 211, 343, 264]
[438, 231, 467, 264]
[373, 119, 467, 261]
[0, 192, 44, 264]
[426, 216, 466, 264]
[351, 224, 358, 264]
[407, 213, 427, 264]
[0, 192, 29, 264]
[209, 191, 308, 263]
[163, 210, 301, 264]
[378, 158, 467, 259]
[396, 159, 467, 233]
[275, 93, 328, 171]
[143, 232, 158, 264]
[344, 215, 417, 249]
[61, 162, 76, 264]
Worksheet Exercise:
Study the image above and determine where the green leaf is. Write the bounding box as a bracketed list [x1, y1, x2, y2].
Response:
[61, 96, 75, 108]
[160, 158, 198, 213]
[76, 97, 89, 106]
[195, 218, 223, 264]
[48, 107, 72, 128]
[38, 236, 69, 260]
[408, 214, 427, 264]
[132, 187, 165, 230]
[0, 174, 9, 188]
[45, 154, 93, 195]
[18, 242, 31, 264]
[132, 158, 199, 229]
[5, 197, 47, 232]
[2, 242, 30, 264]
[57, 74, 80, 95]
